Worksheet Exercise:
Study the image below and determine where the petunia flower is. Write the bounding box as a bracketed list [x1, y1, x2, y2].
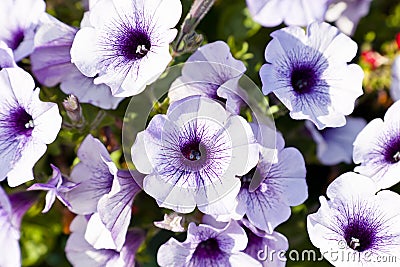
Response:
[390, 56, 400, 101]
[70, 0, 182, 97]
[0, 187, 37, 267]
[246, 0, 329, 27]
[30, 14, 124, 109]
[131, 95, 259, 215]
[168, 41, 247, 114]
[0, 41, 17, 68]
[64, 134, 143, 250]
[157, 221, 262, 266]
[325, 0, 372, 36]
[353, 100, 400, 190]
[0, 67, 62, 187]
[66, 215, 145, 267]
[27, 164, 78, 213]
[0, 0, 45, 61]
[260, 21, 364, 130]
[241, 219, 288, 267]
[307, 172, 400, 267]
[306, 117, 367, 165]
[219, 124, 307, 233]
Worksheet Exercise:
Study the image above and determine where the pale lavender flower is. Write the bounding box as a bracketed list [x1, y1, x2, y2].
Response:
[218, 124, 307, 233]
[353, 100, 400, 190]
[326, 0, 372, 36]
[241, 219, 288, 267]
[64, 134, 143, 250]
[0, 0, 45, 61]
[0, 68, 62, 187]
[0, 187, 37, 267]
[30, 14, 123, 109]
[0, 41, 17, 68]
[260, 21, 364, 129]
[307, 172, 400, 266]
[66, 215, 145, 267]
[63, 134, 121, 215]
[71, 0, 182, 97]
[131, 95, 259, 215]
[390, 56, 400, 101]
[246, 0, 329, 27]
[169, 41, 247, 114]
[27, 164, 77, 213]
[157, 221, 261, 266]
[306, 117, 367, 165]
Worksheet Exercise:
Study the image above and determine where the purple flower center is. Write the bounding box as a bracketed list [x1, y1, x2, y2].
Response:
[8, 106, 34, 137]
[117, 28, 151, 61]
[343, 218, 376, 252]
[192, 238, 223, 260]
[382, 135, 400, 164]
[9, 29, 25, 50]
[240, 167, 257, 187]
[290, 66, 317, 94]
[178, 124, 208, 162]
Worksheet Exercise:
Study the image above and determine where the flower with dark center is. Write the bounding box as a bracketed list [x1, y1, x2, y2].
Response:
[71, 0, 182, 97]
[0, 0, 45, 61]
[168, 41, 247, 114]
[0, 68, 61, 187]
[131, 95, 259, 215]
[308, 172, 400, 266]
[157, 221, 262, 266]
[353, 100, 400, 190]
[260, 21, 364, 129]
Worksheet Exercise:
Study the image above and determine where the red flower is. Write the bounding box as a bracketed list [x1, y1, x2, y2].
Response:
[361, 50, 388, 69]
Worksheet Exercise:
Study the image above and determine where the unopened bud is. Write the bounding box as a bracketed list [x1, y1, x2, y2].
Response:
[62, 95, 82, 123]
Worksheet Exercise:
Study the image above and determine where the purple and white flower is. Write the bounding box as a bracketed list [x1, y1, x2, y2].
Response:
[169, 41, 247, 114]
[219, 124, 307, 233]
[71, 0, 182, 97]
[157, 221, 261, 266]
[131, 95, 259, 215]
[241, 219, 288, 267]
[353, 100, 400, 189]
[0, 41, 17, 68]
[260, 21, 364, 129]
[326, 0, 373, 36]
[27, 164, 77, 213]
[0, 187, 37, 267]
[0, 0, 45, 61]
[306, 117, 367, 165]
[30, 14, 124, 109]
[307, 172, 400, 266]
[390, 56, 400, 101]
[246, 0, 329, 27]
[64, 134, 123, 215]
[64, 134, 142, 250]
[0, 67, 62, 187]
[66, 215, 145, 267]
